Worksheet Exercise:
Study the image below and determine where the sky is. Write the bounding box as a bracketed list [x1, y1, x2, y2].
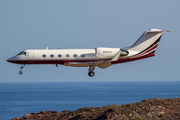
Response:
[1, 1, 180, 82]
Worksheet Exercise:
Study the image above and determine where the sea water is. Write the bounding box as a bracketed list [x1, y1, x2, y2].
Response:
[0, 81, 180, 120]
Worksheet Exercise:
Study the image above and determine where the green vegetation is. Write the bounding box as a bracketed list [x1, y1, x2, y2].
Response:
[160, 114, 165, 117]
[122, 118, 129, 120]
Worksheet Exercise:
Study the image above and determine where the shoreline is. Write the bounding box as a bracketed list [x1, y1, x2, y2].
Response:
[11, 98, 180, 120]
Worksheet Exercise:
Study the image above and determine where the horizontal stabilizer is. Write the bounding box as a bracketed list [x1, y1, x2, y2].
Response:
[146, 29, 172, 33]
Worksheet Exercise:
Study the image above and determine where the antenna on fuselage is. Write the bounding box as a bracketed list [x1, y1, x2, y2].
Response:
[46, 47, 48, 50]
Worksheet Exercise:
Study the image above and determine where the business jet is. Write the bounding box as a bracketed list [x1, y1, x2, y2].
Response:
[7, 29, 171, 77]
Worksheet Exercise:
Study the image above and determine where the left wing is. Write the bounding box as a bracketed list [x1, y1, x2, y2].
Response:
[97, 50, 121, 69]
[64, 50, 121, 69]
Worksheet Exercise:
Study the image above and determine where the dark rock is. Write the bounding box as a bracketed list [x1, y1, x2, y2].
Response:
[11, 98, 180, 120]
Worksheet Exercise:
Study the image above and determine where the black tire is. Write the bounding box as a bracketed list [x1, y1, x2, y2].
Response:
[88, 71, 95, 77]
[19, 71, 23, 75]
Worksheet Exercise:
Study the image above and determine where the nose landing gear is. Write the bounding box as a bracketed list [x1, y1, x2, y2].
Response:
[19, 65, 25, 75]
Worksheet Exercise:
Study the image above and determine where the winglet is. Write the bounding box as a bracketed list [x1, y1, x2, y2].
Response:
[111, 50, 121, 61]
[46, 47, 48, 50]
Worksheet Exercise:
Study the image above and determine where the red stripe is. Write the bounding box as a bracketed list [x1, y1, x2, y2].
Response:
[8, 48, 157, 65]
[111, 54, 155, 64]
[129, 44, 158, 58]
[8, 53, 155, 65]
[7, 59, 110, 65]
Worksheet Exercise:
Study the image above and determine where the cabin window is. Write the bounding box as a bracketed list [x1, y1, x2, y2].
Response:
[73, 54, 77, 58]
[66, 54, 70, 58]
[58, 54, 62, 58]
[50, 54, 54, 58]
[42, 54, 46, 58]
[81, 54, 85, 58]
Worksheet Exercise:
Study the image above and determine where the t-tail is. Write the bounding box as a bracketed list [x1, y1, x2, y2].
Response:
[123, 29, 171, 58]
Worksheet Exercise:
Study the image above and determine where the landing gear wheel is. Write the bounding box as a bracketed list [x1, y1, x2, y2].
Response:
[88, 71, 95, 77]
[19, 64, 25, 75]
[19, 71, 23, 75]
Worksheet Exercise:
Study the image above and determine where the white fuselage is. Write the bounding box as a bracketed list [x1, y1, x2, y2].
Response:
[7, 48, 126, 66]
[7, 29, 170, 76]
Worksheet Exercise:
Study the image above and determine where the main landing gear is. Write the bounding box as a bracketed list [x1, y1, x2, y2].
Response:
[19, 65, 25, 75]
[88, 66, 95, 77]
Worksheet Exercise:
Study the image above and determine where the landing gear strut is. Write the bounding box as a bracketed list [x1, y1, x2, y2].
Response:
[19, 65, 25, 75]
[88, 66, 95, 77]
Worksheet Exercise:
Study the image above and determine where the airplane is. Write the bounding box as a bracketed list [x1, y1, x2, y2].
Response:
[7, 29, 171, 77]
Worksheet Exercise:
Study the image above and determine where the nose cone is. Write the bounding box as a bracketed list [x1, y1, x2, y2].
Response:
[7, 55, 27, 64]
[7, 57, 14, 63]
[7, 56, 19, 63]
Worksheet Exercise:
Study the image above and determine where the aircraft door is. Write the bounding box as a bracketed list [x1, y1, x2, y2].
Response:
[28, 52, 34, 63]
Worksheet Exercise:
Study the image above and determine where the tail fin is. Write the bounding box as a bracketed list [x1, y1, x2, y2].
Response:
[128, 29, 171, 54]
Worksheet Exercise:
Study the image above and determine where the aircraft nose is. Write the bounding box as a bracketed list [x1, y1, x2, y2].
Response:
[7, 57, 13, 63]
[7, 55, 26, 64]
[7, 56, 17, 63]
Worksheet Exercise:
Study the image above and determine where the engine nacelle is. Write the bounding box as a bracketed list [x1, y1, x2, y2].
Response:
[95, 47, 120, 58]
[120, 49, 129, 56]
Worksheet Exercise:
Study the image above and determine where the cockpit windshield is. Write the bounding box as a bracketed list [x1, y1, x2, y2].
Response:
[18, 51, 26, 56]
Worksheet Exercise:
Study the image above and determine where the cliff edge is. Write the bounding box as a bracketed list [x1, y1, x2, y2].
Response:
[11, 98, 180, 120]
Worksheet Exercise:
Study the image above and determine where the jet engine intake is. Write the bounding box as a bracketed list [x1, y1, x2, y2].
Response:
[120, 49, 129, 56]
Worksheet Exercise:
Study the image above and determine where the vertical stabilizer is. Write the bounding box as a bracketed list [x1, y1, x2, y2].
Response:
[128, 29, 170, 54]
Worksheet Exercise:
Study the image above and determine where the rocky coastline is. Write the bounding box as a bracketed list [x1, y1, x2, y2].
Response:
[11, 98, 180, 120]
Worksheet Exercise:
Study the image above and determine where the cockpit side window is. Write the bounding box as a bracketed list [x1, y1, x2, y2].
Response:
[18, 51, 26, 56]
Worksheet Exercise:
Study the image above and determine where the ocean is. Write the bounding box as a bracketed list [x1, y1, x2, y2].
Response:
[0, 81, 180, 120]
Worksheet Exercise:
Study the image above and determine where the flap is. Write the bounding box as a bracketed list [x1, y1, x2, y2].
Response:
[97, 61, 112, 69]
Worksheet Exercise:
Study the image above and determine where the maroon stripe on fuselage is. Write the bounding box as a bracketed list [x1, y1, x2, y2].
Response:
[129, 44, 158, 59]
[8, 53, 155, 65]
[111, 53, 155, 64]
[9, 53, 155, 65]
[7, 59, 110, 65]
